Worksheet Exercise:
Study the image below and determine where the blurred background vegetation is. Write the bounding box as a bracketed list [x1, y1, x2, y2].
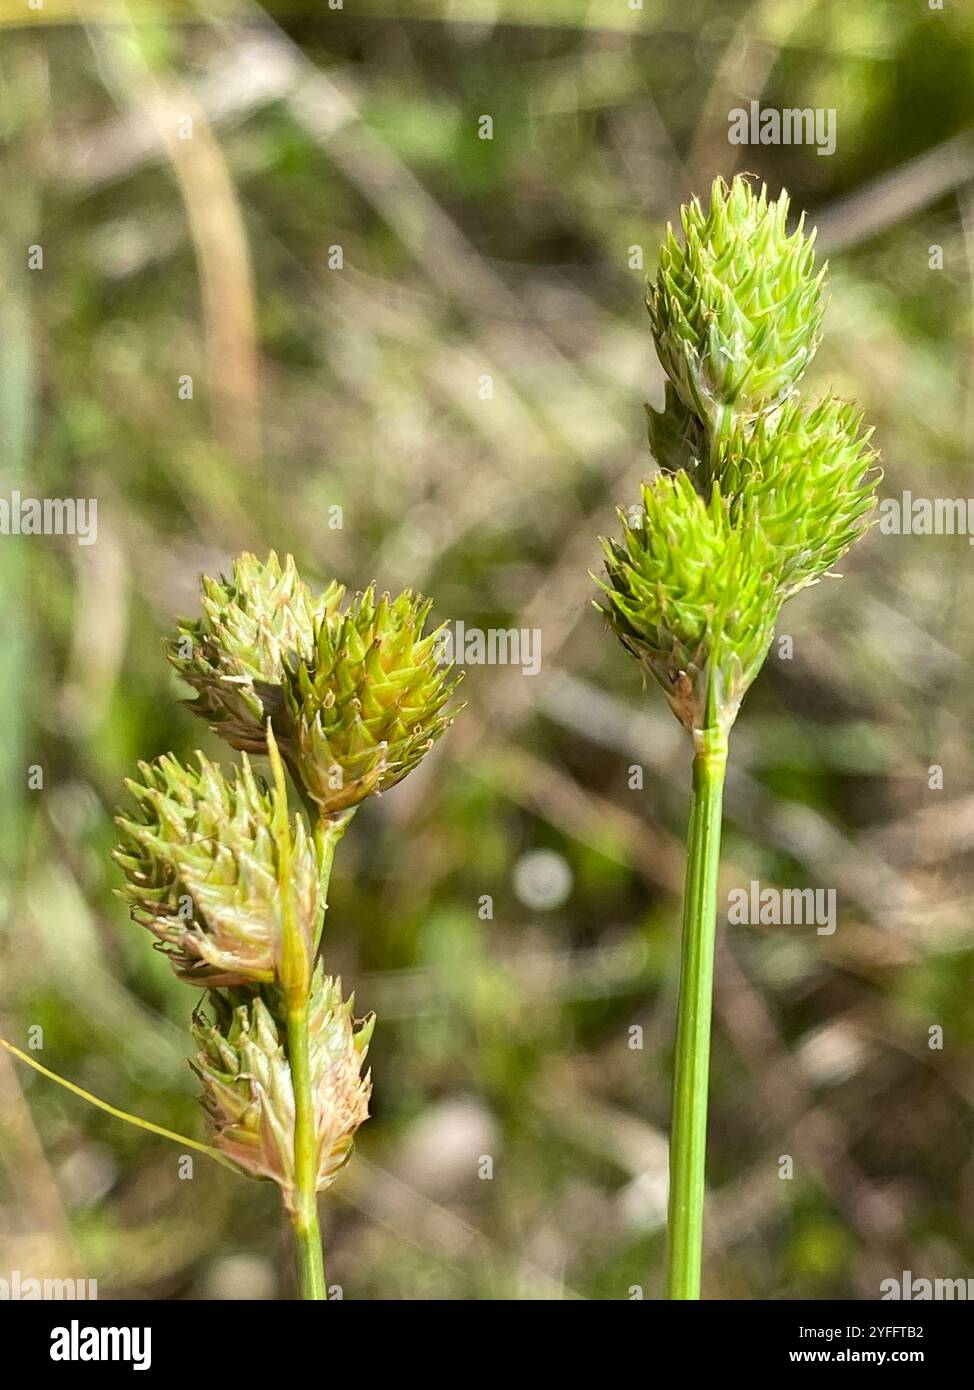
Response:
[1, 0, 974, 1300]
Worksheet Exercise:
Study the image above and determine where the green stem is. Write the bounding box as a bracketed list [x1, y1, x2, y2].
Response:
[313, 809, 354, 952]
[665, 726, 728, 1300]
[286, 1000, 326, 1301]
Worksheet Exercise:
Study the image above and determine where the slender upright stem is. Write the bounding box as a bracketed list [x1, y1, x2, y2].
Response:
[313, 809, 354, 951]
[282, 808, 351, 1300]
[286, 999, 326, 1300]
[666, 726, 728, 1300]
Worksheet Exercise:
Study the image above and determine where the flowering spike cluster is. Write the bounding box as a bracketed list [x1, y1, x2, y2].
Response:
[114, 552, 459, 1219]
[166, 551, 345, 754]
[648, 177, 825, 428]
[191, 969, 374, 1212]
[113, 751, 316, 987]
[719, 397, 877, 598]
[598, 475, 781, 730]
[599, 176, 880, 736]
[283, 585, 462, 815]
[168, 553, 462, 816]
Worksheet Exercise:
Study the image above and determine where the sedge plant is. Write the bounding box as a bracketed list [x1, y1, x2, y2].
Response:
[3, 553, 461, 1299]
[595, 176, 880, 1299]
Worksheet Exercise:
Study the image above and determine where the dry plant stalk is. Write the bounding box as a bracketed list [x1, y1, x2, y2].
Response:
[596, 176, 880, 1299]
[4, 553, 462, 1300]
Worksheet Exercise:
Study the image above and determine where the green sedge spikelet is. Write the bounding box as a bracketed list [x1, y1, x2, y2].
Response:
[601, 175, 880, 737]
